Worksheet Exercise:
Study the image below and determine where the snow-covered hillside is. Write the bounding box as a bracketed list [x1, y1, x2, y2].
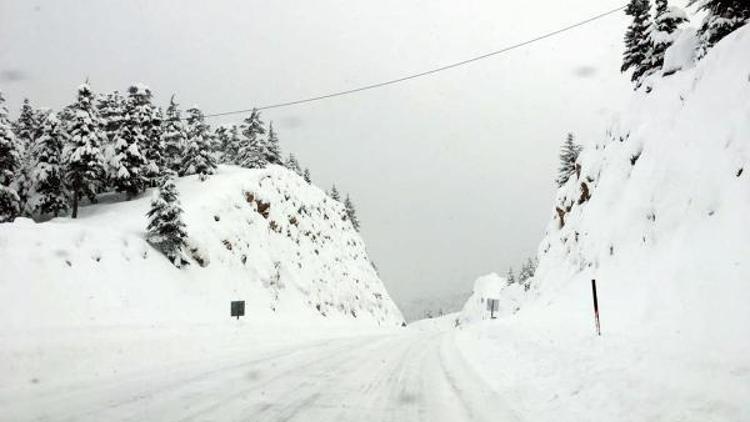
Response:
[0, 165, 403, 330]
[452, 24, 750, 422]
[532, 24, 749, 348]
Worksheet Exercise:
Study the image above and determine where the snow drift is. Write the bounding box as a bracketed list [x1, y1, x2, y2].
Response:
[0, 165, 404, 330]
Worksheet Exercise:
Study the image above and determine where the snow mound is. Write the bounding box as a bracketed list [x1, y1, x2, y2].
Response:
[458, 273, 523, 324]
[0, 165, 404, 331]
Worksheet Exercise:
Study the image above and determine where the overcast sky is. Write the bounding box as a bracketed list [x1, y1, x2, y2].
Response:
[0, 0, 632, 310]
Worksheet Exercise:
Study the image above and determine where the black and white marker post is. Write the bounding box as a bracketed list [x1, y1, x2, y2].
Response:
[591, 279, 601, 336]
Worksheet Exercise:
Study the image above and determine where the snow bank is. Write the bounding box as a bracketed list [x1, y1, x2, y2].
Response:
[0, 165, 403, 331]
[458, 273, 524, 324]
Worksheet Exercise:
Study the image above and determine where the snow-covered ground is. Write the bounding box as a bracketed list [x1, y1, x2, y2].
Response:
[0, 320, 517, 422]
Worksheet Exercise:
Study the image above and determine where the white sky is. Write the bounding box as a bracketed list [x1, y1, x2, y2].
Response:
[0, 0, 632, 309]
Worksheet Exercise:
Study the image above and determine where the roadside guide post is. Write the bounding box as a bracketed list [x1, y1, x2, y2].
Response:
[591, 279, 601, 336]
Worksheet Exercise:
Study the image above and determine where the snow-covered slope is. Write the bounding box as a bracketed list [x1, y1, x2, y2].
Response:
[0, 165, 404, 330]
[452, 25, 750, 422]
[531, 24, 749, 347]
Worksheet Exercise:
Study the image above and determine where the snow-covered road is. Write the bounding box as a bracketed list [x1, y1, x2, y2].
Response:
[1, 328, 517, 422]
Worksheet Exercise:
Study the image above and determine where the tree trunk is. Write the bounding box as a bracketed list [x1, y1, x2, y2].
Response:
[72, 192, 79, 219]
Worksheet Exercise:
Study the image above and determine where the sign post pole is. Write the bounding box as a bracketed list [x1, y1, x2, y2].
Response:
[486, 298, 499, 320]
[591, 279, 601, 336]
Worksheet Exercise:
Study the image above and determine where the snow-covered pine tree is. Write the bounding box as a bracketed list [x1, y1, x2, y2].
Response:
[344, 194, 361, 231]
[13, 98, 38, 149]
[329, 184, 341, 201]
[689, 0, 750, 57]
[518, 257, 538, 291]
[517, 262, 530, 284]
[111, 94, 148, 199]
[96, 90, 125, 145]
[213, 125, 230, 164]
[506, 267, 516, 285]
[622, 0, 655, 85]
[126, 84, 163, 186]
[161, 95, 187, 173]
[31, 111, 69, 216]
[265, 122, 282, 165]
[235, 109, 266, 169]
[181, 106, 217, 181]
[11, 98, 40, 213]
[0, 92, 22, 222]
[303, 168, 312, 184]
[63, 83, 107, 218]
[225, 125, 242, 165]
[650, 0, 688, 73]
[556, 133, 583, 187]
[146, 172, 189, 267]
[285, 153, 303, 176]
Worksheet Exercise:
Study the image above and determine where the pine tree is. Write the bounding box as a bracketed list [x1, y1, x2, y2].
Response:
[0, 92, 22, 222]
[303, 168, 312, 184]
[12, 98, 40, 212]
[96, 90, 125, 145]
[30, 111, 69, 216]
[226, 125, 242, 164]
[285, 153, 303, 176]
[556, 133, 583, 187]
[650, 0, 688, 72]
[213, 125, 230, 164]
[214, 124, 242, 165]
[264, 122, 282, 165]
[517, 257, 538, 291]
[126, 84, 163, 185]
[12, 98, 38, 149]
[111, 90, 149, 199]
[506, 267, 516, 285]
[689, 0, 750, 57]
[181, 106, 216, 181]
[235, 109, 266, 169]
[517, 262, 530, 284]
[63, 83, 107, 218]
[146, 172, 189, 267]
[161, 95, 187, 172]
[344, 194, 360, 231]
[622, 0, 655, 84]
[329, 184, 341, 201]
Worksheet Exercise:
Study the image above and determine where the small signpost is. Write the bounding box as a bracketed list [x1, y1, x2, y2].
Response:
[231, 300, 245, 320]
[591, 279, 601, 336]
[486, 298, 500, 319]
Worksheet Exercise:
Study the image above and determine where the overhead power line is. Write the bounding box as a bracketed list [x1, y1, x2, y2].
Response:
[204, 4, 626, 118]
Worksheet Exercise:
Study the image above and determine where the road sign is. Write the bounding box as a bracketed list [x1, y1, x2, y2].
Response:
[231, 301, 245, 320]
[486, 298, 499, 319]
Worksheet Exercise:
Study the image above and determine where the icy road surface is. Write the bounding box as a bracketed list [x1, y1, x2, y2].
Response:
[1, 328, 517, 422]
